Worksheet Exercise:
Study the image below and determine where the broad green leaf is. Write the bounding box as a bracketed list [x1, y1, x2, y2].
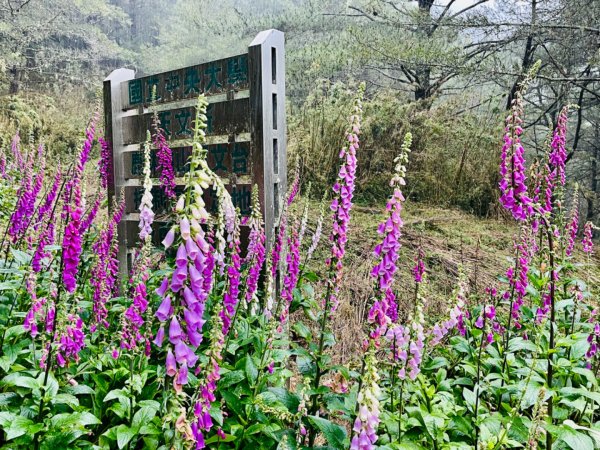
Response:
[308, 415, 346, 449]
[219, 370, 245, 388]
[132, 405, 158, 430]
[245, 356, 258, 385]
[116, 424, 136, 449]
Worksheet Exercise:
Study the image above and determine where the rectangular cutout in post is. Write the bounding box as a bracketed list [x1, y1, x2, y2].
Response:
[271, 47, 277, 84]
[273, 138, 279, 175]
[272, 93, 277, 130]
[274, 182, 280, 220]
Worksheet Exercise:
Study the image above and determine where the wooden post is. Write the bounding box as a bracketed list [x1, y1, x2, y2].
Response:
[103, 68, 135, 281]
[249, 29, 287, 248]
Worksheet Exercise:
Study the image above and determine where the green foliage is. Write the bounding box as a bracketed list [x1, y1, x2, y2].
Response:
[290, 81, 501, 215]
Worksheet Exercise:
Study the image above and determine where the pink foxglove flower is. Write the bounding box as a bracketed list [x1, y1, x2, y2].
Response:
[62, 119, 97, 293]
[583, 221, 594, 254]
[498, 64, 540, 221]
[98, 136, 113, 190]
[152, 112, 176, 199]
[350, 347, 381, 450]
[565, 187, 579, 257]
[244, 186, 266, 308]
[326, 83, 364, 313]
[368, 132, 411, 340]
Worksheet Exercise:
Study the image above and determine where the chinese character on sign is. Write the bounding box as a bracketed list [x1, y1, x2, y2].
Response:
[129, 79, 142, 105]
[131, 151, 144, 176]
[231, 185, 251, 215]
[232, 143, 249, 175]
[157, 111, 172, 137]
[164, 72, 181, 98]
[204, 63, 222, 92]
[227, 55, 248, 85]
[175, 109, 193, 138]
[146, 76, 162, 103]
[210, 145, 227, 172]
[184, 67, 201, 95]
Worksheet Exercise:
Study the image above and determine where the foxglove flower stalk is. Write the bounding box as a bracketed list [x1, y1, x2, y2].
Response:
[154, 97, 219, 398]
[8, 156, 37, 241]
[90, 198, 125, 331]
[10, 132, 24, 171]
[565, 187, 579, 257]
[350, 346, 381, 450]
[120, 137, 155, 352]
[220, 215, 242, 335]
[499, 62, 540, 221]
[583, 221, 594, 254]
[153, 112, 177, 199]
[98, 136, 112, 190]
[80, 193, 103, 236]
[244, 185, 266, 308]
[368, 133, 411, 340]
[62, 119, 96, 293]
[139, 134, 155, 241]
[505, 227, 534, 327]
[325, 82, 364, 313]
[278, 226, 301, 326]
[549, 106, 569, 187]
[35, 168, 61, 230]
[55, 313, 86, 367]
[430, 271, 469, 345]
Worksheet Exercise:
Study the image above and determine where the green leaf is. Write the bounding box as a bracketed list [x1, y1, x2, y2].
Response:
[219, 370, 246, 388]
[308, 415, 346, 449]
[132, 405, 158, 431]
[10, 249, 31, 265]
[245, 356, 258, 385]
[556, 425, 594, 450]
[267, 387, 300, 412]
[292, 322, 312, 340]
[5, 416, 34, 440]
[52, 393, 79, 409]
[116, 425, 136, 449]
[508, 337, 537, 353]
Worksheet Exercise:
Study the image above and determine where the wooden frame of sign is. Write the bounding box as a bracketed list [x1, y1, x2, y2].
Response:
[103, 30, 286, 277]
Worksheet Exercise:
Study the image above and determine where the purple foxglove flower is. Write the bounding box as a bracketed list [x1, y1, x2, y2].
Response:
[180, 217, 191, 241]
[177, 363, 188, 385]
[583, 221, 594, 254]
[152, 114, 176, 199]
[176, 244, 187, 267]
[156, 277, 169, 296]
[153, 326, 165, 347]
[175, 340, 198, 367]
[169, 316, 185, 344]
[156, 295, 172, 322]
[162, 227, 175, 249]
[166, 349, 177, 377]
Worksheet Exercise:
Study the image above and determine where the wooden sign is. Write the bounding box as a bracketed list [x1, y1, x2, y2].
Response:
[103, 30, 286, 275]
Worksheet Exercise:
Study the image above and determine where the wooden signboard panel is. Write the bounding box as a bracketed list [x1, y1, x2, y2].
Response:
[103, 30, 286, 276]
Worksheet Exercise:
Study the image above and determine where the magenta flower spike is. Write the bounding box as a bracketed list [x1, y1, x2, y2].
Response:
[152, 112, 176, 199]
[325, 83, 365, 314]
[368, 133, 411, 340]
[583, 221, 594, 254]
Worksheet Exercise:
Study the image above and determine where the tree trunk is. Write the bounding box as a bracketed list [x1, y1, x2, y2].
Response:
[9, 65, 19, 94]
[506, 0, 538, 109]
[414, 0, 434, 101]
